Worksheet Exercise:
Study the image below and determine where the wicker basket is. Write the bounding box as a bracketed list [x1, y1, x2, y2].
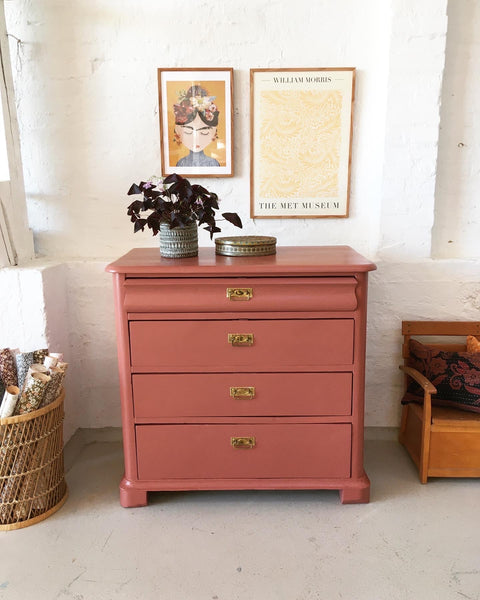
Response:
[0, 389, 67, 530]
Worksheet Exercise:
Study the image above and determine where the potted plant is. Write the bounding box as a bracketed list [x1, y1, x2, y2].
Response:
[127, 173, 242, 258]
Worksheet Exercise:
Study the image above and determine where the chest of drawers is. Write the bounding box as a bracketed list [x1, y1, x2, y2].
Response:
[106, 246, 376, 506]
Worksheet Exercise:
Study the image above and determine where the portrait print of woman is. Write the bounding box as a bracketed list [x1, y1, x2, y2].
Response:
[173, 85, 220, 168]
[158, 69, 233, 177]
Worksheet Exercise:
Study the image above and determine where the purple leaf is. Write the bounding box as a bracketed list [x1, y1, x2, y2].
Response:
[163, 173, 183, 185]
[127, 183, 143, 195]
[222, 212, 243, 228]
[203, 224, 221, 239]
[127, 200, 144, 215]
[134, 218, 147, 232]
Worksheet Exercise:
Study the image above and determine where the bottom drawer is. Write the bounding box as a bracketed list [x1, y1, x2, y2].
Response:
[136, 423, 351, 480]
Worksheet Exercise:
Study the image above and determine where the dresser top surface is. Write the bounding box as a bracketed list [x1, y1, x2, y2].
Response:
[106, 246, 376, 276]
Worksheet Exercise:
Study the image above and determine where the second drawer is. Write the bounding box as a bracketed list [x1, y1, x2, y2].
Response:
[133, 372, 353, 418]
[129, 319, 354, 372]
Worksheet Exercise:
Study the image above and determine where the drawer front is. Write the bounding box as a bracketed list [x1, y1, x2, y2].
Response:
[124, 277, 358, 313]
[136, 423, 351, 480]
[133, 372, 352, 418]
[129, 319, 354, 372]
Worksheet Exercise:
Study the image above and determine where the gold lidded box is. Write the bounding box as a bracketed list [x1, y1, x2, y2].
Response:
[215, 235, 277, 257]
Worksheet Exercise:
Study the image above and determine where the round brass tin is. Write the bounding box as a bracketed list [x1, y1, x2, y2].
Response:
[215, 235, 277, 257]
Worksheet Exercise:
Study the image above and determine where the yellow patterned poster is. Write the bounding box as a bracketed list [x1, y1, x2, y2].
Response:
[250, 69, 355, 217]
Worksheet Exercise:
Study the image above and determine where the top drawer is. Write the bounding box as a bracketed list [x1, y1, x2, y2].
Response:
[123, 277, 358, 313]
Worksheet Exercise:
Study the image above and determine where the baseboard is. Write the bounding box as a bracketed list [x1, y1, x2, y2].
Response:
[64, 427, 122, 472]
[364, 427, 399, 441]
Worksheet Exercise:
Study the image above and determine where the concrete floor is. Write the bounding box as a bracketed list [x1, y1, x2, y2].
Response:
[0, 433, 479, 600]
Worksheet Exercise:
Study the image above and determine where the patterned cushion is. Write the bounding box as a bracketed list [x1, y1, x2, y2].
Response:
[467, 335, 480, 353]
[402, 339, 480, 413]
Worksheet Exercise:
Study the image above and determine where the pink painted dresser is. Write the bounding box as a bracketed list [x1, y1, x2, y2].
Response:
[106, 246, 377, 506]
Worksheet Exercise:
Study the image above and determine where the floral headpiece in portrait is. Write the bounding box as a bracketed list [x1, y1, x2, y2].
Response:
[173, 85, 220, 127]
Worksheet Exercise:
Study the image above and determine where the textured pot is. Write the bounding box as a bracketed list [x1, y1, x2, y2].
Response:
[159, 222, 198, 258]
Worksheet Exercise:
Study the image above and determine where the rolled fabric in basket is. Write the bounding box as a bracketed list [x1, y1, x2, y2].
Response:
[32, 348, 49, 364]
[15, 352, 35, 391]
[0, 348, 17, 387]
[49, 353, 63, 362]
[29, 363, 49, 375]
[1, 392, 67, 524]
[20, 365, 50, 395]
[44, 355, 58, 369]
[15, 372, 51, 415]
[42, 367, 65, 407]
[0, 386, 20, 418]
[56, 362, 69, 373]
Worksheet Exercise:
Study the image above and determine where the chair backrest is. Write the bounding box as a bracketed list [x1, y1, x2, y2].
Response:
[402, 321, 480, 360]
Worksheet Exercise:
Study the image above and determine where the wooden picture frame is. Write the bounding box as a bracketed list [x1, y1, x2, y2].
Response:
[158, 68, 234, 178]
[250, 68, 355, 218]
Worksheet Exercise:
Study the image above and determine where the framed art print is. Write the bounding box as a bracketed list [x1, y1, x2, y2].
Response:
[250, 68, 355, 218]
[158, 68, 234, 177]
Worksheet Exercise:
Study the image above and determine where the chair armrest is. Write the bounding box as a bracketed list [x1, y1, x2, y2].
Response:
[399, 365, 437, 394]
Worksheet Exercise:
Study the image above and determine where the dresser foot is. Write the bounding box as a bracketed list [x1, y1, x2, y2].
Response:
[339, 476, 370, 504]
[119, 478, 148, 507]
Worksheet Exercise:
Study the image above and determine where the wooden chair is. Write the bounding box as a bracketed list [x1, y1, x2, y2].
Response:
[399, 321, 480, 483]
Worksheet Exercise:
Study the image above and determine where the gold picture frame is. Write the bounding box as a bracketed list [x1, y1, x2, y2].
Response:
[158, 68, 234, 178]
[250, 68, 355, 218]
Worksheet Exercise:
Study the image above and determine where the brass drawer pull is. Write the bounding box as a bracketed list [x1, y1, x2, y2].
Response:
[228, 333, 254, 346]
[226, 288, 253, 301]
[230, 386, 256, 399]
[231, 436, 256, 449]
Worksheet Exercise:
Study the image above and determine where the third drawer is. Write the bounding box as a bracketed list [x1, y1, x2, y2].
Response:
[132, 372, 353, 419]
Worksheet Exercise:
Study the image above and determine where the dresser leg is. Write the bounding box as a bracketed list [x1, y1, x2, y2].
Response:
[119, 477, 148, 507]
[339, 475, 370, 504]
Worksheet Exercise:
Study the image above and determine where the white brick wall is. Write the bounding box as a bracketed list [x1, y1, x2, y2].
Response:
[432, 0, 480, 258]
[1, 0, 479, 437]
